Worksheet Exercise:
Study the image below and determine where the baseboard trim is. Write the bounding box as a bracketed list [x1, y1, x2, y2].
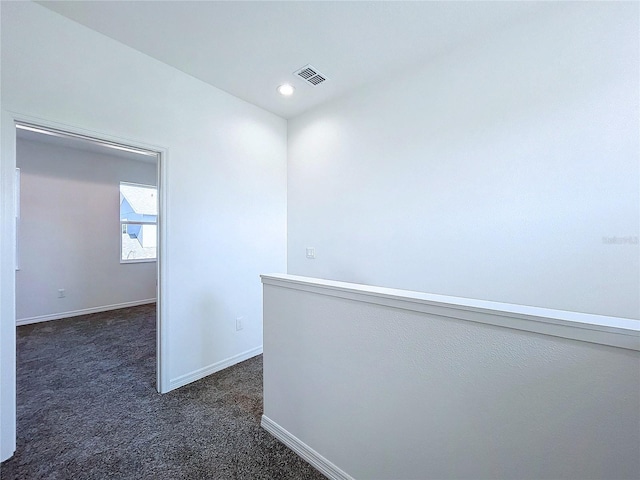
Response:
[168, 346, 263, 391]
[16, 299, 157, 326]
[261, 415, 354, 480]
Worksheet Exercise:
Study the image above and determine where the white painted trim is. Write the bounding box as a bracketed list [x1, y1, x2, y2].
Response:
[5, 112, 170, 396]
[261, 415, 355, 480]
[261, 274, 640, 351]
[1, 109, 18, 461]
[156, 148, 169, 394]
[168, 346, 263, 391]
[16, 299, 156, 326]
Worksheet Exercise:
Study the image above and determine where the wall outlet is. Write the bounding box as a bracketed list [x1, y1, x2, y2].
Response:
[306, 247, 316, 259]
[236, 316, 244, 331]
[58, 288, 65, 298]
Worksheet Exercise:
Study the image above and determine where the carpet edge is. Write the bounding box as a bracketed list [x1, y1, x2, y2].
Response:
[168, 346, 263, 391]
[16, 299, 157, 326]
[261, 414, 354, 480]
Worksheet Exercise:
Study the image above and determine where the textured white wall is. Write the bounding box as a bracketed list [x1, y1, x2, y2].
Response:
[1, 1, 286, 460]
[263, 280, 640, 480]
[287, 2, 640, 319]
[16, 138, 157, 322]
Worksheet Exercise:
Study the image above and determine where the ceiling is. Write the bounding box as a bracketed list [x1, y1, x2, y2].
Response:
[38, 1, 552, 119]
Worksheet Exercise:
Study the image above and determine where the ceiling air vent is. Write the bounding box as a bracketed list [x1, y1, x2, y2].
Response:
[294, 64, 327, 87]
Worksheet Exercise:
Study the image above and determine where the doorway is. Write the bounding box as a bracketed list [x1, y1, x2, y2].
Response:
[14, 121, 164, 392]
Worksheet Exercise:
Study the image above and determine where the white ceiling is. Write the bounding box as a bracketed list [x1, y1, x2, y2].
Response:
[38, 1, 553, 119]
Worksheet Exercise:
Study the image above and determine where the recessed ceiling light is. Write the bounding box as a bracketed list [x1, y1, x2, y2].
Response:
[277, 84, 295, 96]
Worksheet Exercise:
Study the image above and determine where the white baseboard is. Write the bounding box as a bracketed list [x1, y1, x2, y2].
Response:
[168, 346, 263, 391]
[261, 415, 354, 480]
[16, 299, 157, 326]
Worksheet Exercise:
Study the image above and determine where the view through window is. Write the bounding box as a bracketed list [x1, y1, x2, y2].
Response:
[120, 182, 157, 262]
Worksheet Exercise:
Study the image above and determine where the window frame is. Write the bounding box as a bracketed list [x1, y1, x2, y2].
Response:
[120, 181, 158, 264]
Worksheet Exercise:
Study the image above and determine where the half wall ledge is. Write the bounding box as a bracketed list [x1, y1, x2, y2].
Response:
[260, 273, 639, 352]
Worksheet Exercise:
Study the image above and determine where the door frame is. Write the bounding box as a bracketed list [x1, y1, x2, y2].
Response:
[1, 111, 169, 460]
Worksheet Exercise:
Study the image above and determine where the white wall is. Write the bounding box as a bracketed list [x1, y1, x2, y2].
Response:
[1, 1, 287, 460]
[262, 276, 640, 480]
[287, 2, 640, 319]
[16, 138, 157, 323]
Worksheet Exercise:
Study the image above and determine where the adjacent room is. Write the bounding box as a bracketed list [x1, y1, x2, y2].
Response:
[15, 126, 158, 327]
[1, 1, 638, 479]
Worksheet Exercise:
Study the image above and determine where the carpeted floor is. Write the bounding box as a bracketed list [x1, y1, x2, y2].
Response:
[1, 304, 326, 480]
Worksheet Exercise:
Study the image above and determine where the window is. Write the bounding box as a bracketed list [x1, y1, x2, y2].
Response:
[120, 182, 157, 263]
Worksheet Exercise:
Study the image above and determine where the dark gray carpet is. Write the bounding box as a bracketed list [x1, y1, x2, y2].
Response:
[1, 304, 326, 480]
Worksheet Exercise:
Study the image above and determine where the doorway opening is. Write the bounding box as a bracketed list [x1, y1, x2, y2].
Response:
[14, 121, 163, 392]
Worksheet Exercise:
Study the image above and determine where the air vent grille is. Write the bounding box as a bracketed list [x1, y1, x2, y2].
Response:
[308, 74, 326, 85]
[294, 64, 327, 87]
[297, 67, 316, 80]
